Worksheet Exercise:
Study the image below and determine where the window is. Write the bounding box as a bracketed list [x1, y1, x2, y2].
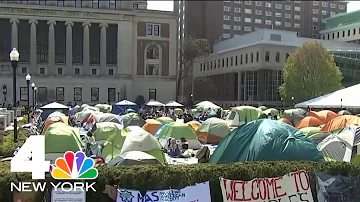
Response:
[223, 33, 230, 38]
[313, 1, 319, 6]
[322, 11, 327, 15]
[245, 9, 252, 14]
[109, 0, 116, 9]
[230, 57, 233, 66]
[240, 55, 243, 64]
[348, 30, 350, 36]
[149, 89, 156, 100]
[39, 68, 45, 75]
[74, 87, 82, 102]
[265, 20, 272, 25]
[265, 3, 271, 8]
[294, 15, 301, 20]
[223, 6, 230, 11]
[285, 14, 291, 19]
[255, 10, 262, 15]
[145, 44, 160, 76]
[108, 69, 114, 75]
[285, 22, 291, 27]
[330, 3, 335, 8]
[294, 23, 300, 28]
[313, 26, 318, 30]
[275, 4, 282, 9]
[20, 87, 27, 101]
[294, 7, 300, 11]
[75, 0, 82, 7]
[330, 12, 336, 17]
[92, 0, 99, 8]
[38, 87, 47, 103]
[251, 53, 254, 63]
[56, 87, 64, 101]
[74, 68, 80, 75]
[234, 25, 241, 30]
[108, 88, 115, 102]
[57, 68, 63, 75]
[223, 24, 230, 29]
[234, 0, 240, 4]
[154, 25, 160, 36]
[91, 69, 97, 75]
[245, 18, 251, 23]
[265, 51, 270, 62]
[226, 58, 229, 67]
[339, 5, 344, 9]
[322, 2, 328, 7]
[21, 67, 27, 74]
[235, 56, 238, 65]
[245, 54, 248, 64]
[147, 24, 153, 35]
[245, 1, 252, 5]
[235, 7, 241, 13]
[313, 17, 318, 22]
[275, 21, 281, 26]
[275, 13, 282, 18]
[266, 11, 272, 16]
[286, 53, 289, 60]
[275, 52, 280, 62]
[146, 24, 160, 36]
[91, 87, 99, 101]
[57, 0, 64, 6]
[313, 9, 319, 14]
[222, 59, 224, 67]
[285, 5, 291, 10]
[255, 1, 261, 6]
[133, 3, 138, 9]
[223, 15, 230, 20]
[337, 32, 340, 38]
[245, 27, 251, 32]
[234, 16, 241, 22]
[322, 19, 326, 23]
[255, 19, 262, 24]
[256, 52, 259, 62]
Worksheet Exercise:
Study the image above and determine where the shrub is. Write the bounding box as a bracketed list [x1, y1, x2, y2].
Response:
[0, 161, 359, 202]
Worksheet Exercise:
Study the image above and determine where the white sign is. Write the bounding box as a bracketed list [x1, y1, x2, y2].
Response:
[116, 181, 211, 202]
[51, 188, 86, 202]
[220, 170, 314, 202]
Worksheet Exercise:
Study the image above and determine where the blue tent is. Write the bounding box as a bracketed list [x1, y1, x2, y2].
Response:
[111, 100, 139, 115]
[40, 102, 69, 120]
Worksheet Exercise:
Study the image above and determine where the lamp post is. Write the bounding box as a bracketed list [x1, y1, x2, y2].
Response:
[280, 98, 283, 111]
[34, 87, 37, 109]
[25, 74, 31, 123]
[291, 96, 294, 107]
[31, 82, 35, 111]
[10, 47, 19, 143]
[2, 84, 7, 107]
[341, 98, 343, 109]
[117, 92, 120, 102]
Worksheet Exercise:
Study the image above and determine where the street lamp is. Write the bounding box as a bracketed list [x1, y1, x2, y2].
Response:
[117, 92, 120, 102]
[291, 96, 295, 107]
[34, 87, 37, 109]
[2, 84, 7, 107]
[280, 97, 283, 111]
[25, 74, 31, 123]
[31, 82, 35, 111]
[10, 47, 19, 143]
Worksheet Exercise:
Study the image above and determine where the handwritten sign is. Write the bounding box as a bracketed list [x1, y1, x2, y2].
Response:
[220, 170, 314, 202]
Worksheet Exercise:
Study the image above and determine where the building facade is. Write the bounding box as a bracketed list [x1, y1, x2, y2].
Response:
[320, 10, 360, 43]
[178, 1, 348, 46]
[192, 29, 360, 108]
[0, 1, 178, 106]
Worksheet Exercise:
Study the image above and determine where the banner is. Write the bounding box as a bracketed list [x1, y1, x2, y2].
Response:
[316, 172, 360, 202]
[220, 170, 314, 202]
[116, 181, 211, 202]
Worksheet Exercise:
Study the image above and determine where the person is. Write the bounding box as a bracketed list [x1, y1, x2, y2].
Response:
[180, 137, 189, 151]
[167, 138, 181, 157]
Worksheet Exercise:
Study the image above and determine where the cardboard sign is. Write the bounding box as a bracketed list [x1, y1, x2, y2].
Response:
[51, 189, 86, 202]
[220, 170, 314, 202]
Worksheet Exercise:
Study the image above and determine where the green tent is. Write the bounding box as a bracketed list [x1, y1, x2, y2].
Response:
[157, 122, 201, 149]
[100, 127, 129, 161]
[299, 127, 321, 136]
[210, 119, 323, 164]
[258, 106, 267, 111]
[92, 122, 124, 142]
[122, 112, 145, 127]
[226, 106, 264, 126]
[95, 104, 111, 113]
[263, 108, 279, 116]
[156, 117, 174, 124]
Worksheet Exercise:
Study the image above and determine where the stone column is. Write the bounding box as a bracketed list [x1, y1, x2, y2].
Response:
[65, 21, 73, 75]
[100, 23, 108, 75]
[82, 22, 91, 75]
[47, 20, 56, 74]
[9, 19, 19, 49]
[29, 20, 38, 74]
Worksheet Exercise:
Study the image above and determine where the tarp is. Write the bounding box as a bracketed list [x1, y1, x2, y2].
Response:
[111, 100, 139, 115]
[209, 119, 323, 163]
[40, 102, 69, 120]
[295, 83, 360, 108]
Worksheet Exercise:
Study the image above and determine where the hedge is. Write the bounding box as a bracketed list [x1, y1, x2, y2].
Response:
[0, 161, 360, 202]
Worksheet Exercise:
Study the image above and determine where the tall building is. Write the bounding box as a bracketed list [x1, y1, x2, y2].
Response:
[179, 1, 348, 46]
[0, 1, 178, 105]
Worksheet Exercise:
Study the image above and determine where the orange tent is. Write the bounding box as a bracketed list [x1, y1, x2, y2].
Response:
[40, 116, 69, 135]
[296, 116, 324, 129]
[320, 115, 360, 132]
[142, 119, 162, 135]
[308, 110, 338, 123]
[186, 121, 201, 132]
[279, 118, 293, 126]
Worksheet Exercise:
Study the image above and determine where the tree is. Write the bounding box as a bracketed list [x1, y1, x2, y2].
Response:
[279, 41, 343, 105]
[177, 36, 211, 101]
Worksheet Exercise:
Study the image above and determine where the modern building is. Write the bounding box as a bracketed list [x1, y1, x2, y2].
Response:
[192, 29, 360, 108]
[0, 1, 178, 106]
[177, 0, 348, 46]
[320, 9, 360, 43]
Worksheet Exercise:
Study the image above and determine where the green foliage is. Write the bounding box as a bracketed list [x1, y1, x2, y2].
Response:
[135, 95, 145, 106]
[279, 42, 343, 104]
[0, 161, 359, 202]
[0, 130, 27, 157]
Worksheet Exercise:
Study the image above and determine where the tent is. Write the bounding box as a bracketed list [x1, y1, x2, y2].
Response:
[75, 110, 95, 123]
[317, 126, 360, 162]
[299, 127, 322, 136]
[44, 122, 82, 163]
[195, 101, 220, 109]
[40, 102, 69, 120]
[107, 151, 162, 166]
[321, 115, 360, 132]
[98, 113, 123, 124]
[295, 116, 324, 129]
[283, 109, 306, 126]
[308, 110, 338, 124]
[186, 121, 201, 132]
[278, 118, 293, 126]
[156, 117, 174, 124]
[111, 100, 138, 115]
[165, 101, 183, 107]
[263, 108, 279, 116]
[142, 119, 162, 135]
[92, 122, 124, 143]
[146, 99, 164, 107]
[209, 119, 323, 164]
[226, 106, 264, 126]
[41, 115, 69, 135]
[196, 118, 230, 144]
[157, 122, 202, 149]
[95, 104, 111, 113]
[258, 106, 267, 111]
[295, 84, 360, 108]
[122, 113, 145, 127]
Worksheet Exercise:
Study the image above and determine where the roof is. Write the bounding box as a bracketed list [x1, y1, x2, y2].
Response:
[325, 9, 360, 29]
[213, 29, 360, 55]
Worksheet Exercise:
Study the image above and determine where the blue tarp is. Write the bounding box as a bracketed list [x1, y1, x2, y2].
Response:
[111, 100, 139, 115]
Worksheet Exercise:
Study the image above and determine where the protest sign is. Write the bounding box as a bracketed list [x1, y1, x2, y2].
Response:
[116, 181, 211, 202]
[220, 170, 314, 202]
[51, 188, 85, 202]
[316, 172, 360, 202]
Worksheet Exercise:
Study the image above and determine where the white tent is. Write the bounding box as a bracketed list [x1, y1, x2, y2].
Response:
[295, 84, 360, 108]
[165, 101, 183, 107]
[195, 101, 221, 109]
[146, 99, 164, 107]
[116, 100, 137, 106]
[40, 102, 69, 109]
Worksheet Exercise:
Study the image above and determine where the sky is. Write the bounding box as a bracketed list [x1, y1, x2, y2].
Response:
[147, 1, 360, 13]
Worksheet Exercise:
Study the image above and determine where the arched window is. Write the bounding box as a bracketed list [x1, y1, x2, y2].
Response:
[145, 43, 161, 76]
